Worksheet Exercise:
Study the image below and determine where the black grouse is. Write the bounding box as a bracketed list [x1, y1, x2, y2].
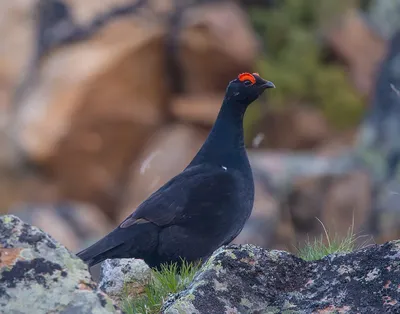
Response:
[77, 72, 275, 268]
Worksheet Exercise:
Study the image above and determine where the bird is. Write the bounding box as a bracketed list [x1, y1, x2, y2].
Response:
[76, 72, 275, 269]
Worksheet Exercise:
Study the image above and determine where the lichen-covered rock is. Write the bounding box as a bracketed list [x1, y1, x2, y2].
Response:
[99, 258, 151, 302]
[0, 215, 121, 314]
[163, 242, 400, 314]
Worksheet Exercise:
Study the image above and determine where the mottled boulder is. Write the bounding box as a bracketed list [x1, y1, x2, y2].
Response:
[99, 258, 151, 302]
[163, 242, 400, 313]
[0, 215, 121, 314]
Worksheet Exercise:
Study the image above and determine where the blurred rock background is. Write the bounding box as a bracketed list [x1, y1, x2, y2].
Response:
[1, 0, 400, 256]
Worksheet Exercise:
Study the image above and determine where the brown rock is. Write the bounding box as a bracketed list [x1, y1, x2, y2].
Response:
[286, 170, 372, 248]
[323, 9, 387, 97]
[321, 171, 371, 237]
[11, 6, 169, 214]
[0, 0, 35, 109]
[117, 123, 207, 222]
[1, 0, 259, 218]
[170, 93, 223, 125]
[178, 1, 259, 94]
[10, 202, 113, 252]
[64, 0, 137, 24]
[256, 105, 331, 150]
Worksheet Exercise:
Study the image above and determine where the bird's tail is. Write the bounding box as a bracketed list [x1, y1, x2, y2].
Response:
[76, 223, 158, 267]
[76, 240, 123, 267]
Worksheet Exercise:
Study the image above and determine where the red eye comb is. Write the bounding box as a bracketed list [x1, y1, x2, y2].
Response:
[238, 72, 256, 85]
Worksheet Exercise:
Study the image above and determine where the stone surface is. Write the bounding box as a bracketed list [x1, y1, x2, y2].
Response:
[99, 258, 151, 301]
[285, 170, 372, 249]
[163, 242, 400, 313]
[366, 0, 400, 40]
[9, 201, 113, 252]
[256, 106, 331, 150]
[0, 215, 121, 313]
[178, 1, 259, 94]
[356, 30, 400, 244]
[373, 180, 400, 244]
[1, 0, 259, 218]
[117, 123, 207, 223]
[12, 9, 168, 215]
[248, 148, 373, 251]
[170, 94, 223, 126]
[324, 9, 386, 97]
[0, 0, 34, 110]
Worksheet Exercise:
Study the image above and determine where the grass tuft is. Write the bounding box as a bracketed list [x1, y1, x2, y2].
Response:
[122, 260, 201, 314]
[296, 216, 371, 261]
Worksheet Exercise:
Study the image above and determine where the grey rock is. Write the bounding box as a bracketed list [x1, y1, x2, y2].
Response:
[99, 258, 151, 301]
[356, 29, 400, 242]
[365, 0, 400, 40]
[0, 215, 121, 314]
[163, 242, 400, 314]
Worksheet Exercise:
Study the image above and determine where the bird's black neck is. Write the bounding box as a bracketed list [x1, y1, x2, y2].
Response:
[188, 97, 250, 172]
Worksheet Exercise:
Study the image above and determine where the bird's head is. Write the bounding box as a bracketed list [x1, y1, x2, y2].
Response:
[225, 72, 275, 106]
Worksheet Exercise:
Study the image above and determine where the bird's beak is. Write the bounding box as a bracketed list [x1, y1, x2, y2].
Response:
[260, 80, 275, 89]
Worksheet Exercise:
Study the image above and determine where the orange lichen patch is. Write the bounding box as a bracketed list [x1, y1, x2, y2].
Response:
[78, 281, 94, 291]
[0, 247, 23, 268]
[317, 305, 351, 314]
[238, 72, 256, 85]
[305, 279, 314, 287]
[383, 296, 398, 306]
[383, 280, 391, 289]
[239, 257, 256, 266]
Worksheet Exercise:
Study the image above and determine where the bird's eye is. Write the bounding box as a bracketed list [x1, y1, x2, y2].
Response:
[243, 80, 252, 86]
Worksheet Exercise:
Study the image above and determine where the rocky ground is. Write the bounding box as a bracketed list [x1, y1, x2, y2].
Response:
[1, 0, 400, 294]
[1, 214, 400, 314]
[0, 215, 122, 313]
[163, 243, 400, 313]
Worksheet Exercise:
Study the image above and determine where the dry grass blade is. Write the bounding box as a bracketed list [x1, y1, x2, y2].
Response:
[296, 213, 371, 261]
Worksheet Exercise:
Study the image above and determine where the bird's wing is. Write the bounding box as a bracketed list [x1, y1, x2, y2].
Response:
[119, 165, 240, 229]
[76, 165, 243, 266]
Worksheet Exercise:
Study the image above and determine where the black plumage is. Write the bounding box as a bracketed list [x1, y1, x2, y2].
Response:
[77, 72, 275, 268]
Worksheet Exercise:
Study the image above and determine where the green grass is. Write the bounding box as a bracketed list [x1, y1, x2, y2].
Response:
[296, 217, 369, 261]
[122, 260, 201, 314]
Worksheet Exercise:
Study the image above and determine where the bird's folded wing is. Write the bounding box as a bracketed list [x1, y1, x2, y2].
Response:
[119, 165, 240, 229]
